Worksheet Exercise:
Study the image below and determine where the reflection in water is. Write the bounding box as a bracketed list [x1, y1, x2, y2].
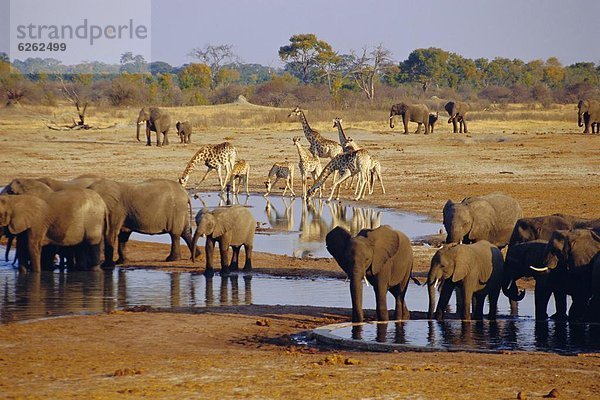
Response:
[335, 319, 600, 354]
[132, 192, 442, 258]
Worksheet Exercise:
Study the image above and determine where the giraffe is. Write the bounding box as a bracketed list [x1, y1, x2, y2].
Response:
[264, 161, 295, 197]
[178, 142, 237, 191]
[288, 107, 343, 159]
[292, 136, 323, 198]
[368, 156, 385, 195]
[229, 159, 250, 196]
[306, 149, 371, 202]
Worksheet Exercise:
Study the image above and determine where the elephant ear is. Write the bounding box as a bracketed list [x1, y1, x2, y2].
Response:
[361, 225, 400, 275]
[466, 201, 494, 242]
[326, 226, 352, 271]
[451, 245, 471, 283]
[5, 196, 41, 235]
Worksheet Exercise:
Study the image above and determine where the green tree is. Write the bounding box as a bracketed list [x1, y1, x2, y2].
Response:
[178, 63, 212, 89]
[398, 48, 449, 86]
[279, 34, 335, 84]
[189, 44, 239, 86]
[119, 52, 148, 73]
[543, 57, 565, 89]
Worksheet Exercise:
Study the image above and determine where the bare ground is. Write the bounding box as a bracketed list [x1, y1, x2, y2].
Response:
[0, 104, 599, 399]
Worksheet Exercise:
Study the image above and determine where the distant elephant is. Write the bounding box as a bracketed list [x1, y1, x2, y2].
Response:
[428, 241, 504, 321]
[509, 214, 573, 245]
[443, 193, 522, 248]
[577, 99, 600, 134]
[503, 240, 567, 321]
[175, 121, 192, 144]
[192, 205, 256, 277]
[326, 225, 414, 322]
[389, 102, 430, 134]
[88, 179, 196, 268]
[428, 112, 438, 133]
[445, 101, 469, 133]
[534, 229, 600, 322]
[0, 190, 109, 272]
[136, 107, 171, 146]
[582, 112, 599, 134]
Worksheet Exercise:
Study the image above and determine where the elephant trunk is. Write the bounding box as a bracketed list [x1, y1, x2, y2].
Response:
[389, 111, 395, 129]
[578, 112, 584, 128]
[350, 274, 364, 323]
[5, 234, 13, 262]
[191, 229, 203, 263]
[502, 278, 526, 301]
[427, 278, 438, 319]
[136, 119, 142, 141]
[448, 113, 456, 124]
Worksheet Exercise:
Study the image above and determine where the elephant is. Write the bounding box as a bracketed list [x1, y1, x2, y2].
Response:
[136, 107, 171, 146]
[502, 240, 567, 321]
[443, 192, 523, 249]
[427, 241, 504, 321]
[326, 225, 414, 323]
[428, 112, 438, 134]
[36, 174, 100, 191]
[583, 112, 599, 134]
[192, 205, 256, 277]
[389, 102, 430, 134]
[0, 191, 109, 272]
[509, 214, 574, 245]
[577, 99, 600, 134]
[88, 178, 196, 268]
[533, 229, 600, 322]
[444, 101, 469, 133]
[175, 121, 192, 144]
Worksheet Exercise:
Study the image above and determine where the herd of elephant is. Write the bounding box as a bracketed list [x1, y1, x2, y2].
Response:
[327, 192, 600, 324]
[0, 176, 255, 280]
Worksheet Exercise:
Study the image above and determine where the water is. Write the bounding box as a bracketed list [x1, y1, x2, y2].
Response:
[327, 319, 600, 354]
[1, 258, 537, 324]
[131, 192, 442, 258]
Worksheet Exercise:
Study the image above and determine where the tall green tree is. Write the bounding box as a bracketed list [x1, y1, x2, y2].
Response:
[279, 34, 335, 84]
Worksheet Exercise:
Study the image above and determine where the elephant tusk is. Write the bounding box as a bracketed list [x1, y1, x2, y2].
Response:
[363, 276, 370, 287]
[433, 278, 440, 290]
[137, 121, 145, 125]
[530, 265, 549, 272]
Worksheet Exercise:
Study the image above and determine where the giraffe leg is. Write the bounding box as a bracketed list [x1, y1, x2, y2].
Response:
[197, 168, 213, 187]
[327, 170, 351, 202]
[217, 167, 225, 191]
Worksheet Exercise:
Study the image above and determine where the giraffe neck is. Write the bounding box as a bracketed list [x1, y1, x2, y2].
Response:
[294, 142, 309, 161]
[336, 123, 348, 145]
[308, 159, 336, 194]
[299, 111, 316, 141]
[179, 146, 209, 185]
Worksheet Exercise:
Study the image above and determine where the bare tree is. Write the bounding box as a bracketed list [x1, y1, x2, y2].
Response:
[349, 44, 393, 101]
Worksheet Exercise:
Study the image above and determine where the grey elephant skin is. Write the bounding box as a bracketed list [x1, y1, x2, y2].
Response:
[326, 225, 414, 323]
[176, 121, 192, 144]
[503, 240, 567, 321]
[0, 180, 109, 272]
[428, 241, 503, 321]
[577, 99, 600, 134]
[192, 205, 256, 277]
[443, 193, 522, 248]
[389, 102, 430, 134]
[444, 101, 469, 133]
[36, 174, 99, 191]
[88, 178, 195, 268]
[137, 107, 171, 146]
[537, 229, 600, 322]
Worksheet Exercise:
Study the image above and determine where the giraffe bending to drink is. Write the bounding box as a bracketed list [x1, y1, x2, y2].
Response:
[264, 162, 295, 197]
[229, 159, 250, 196]
[178, 142, 237, 191]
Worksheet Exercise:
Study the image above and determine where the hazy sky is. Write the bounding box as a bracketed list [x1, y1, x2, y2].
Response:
[1, 0, 599, 66]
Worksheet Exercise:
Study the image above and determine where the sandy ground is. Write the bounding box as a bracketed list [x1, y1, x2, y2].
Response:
[0, 103, 599, 399]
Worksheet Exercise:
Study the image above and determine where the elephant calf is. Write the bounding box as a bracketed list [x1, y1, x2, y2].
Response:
[192, 205, 256, 277]
[176, 121, 192, 144]
[326, 225, 414, 322]
[428, 241, 504, 321]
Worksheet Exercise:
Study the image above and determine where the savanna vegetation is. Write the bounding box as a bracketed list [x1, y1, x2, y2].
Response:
[1, 34, 599, 117]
